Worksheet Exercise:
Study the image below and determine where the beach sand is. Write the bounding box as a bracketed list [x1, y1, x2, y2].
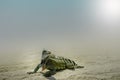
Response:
[0, 52, 120, 80]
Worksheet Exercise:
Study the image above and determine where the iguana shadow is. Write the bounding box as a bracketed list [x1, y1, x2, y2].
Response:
[46, 76, 56, 80]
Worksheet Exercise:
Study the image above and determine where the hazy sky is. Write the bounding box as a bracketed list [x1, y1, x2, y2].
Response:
[0, 0, 120, 57]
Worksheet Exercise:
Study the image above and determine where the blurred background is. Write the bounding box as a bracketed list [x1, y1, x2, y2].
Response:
[0, 0, 120, 65]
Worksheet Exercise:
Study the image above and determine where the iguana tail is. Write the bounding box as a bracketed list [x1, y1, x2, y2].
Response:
[76, 65, 84, 68]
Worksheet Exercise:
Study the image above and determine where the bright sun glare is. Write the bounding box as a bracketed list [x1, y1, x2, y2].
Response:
[97, 0, 120, 22]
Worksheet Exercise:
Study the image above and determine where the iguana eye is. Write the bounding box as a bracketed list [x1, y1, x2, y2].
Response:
[42, 50, 47, 54]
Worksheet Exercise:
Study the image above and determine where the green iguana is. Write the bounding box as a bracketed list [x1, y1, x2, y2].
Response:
[27, 50, 84, 77]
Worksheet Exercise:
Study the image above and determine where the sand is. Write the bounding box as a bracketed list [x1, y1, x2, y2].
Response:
[0, 53, 120, 80]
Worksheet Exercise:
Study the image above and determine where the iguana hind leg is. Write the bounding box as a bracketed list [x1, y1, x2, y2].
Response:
[44, 69, 56, 77]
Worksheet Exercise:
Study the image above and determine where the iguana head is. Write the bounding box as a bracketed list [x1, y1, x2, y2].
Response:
[41, 50, 51, 60]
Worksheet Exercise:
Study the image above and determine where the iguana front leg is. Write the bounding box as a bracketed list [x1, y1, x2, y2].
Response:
[27, 64, 42, 74]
